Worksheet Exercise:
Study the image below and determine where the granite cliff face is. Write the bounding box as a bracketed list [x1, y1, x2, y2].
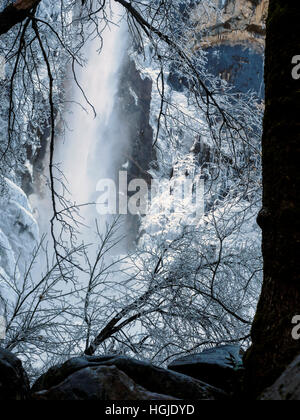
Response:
[198, 0, 268, 98]
[192, 0, 268, 51]
[169, 0, 267, 98]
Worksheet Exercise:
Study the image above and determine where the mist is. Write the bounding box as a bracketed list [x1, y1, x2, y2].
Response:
[57, 5, 128, 246]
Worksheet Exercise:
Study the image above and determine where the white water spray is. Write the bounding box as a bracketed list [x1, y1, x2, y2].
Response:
[56, 4, 128, 245]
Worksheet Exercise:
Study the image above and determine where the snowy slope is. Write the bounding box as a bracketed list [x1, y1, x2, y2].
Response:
[0, 178, 39, 306]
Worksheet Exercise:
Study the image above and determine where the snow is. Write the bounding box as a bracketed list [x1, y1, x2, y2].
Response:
[169, 345, 243, 370]
[0, 177, 39, 301]
[0, 0, 263, 369]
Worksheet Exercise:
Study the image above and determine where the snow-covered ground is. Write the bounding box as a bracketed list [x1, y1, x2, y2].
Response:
[0, 178, 39, 308]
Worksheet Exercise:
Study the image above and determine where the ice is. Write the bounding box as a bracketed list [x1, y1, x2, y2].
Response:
[0, 177, 39, 300]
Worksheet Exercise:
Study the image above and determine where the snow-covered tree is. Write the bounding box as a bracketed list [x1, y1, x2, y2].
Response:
[0, 0, 263, 378]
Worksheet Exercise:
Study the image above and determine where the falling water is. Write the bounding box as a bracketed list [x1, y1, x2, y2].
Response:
[56, 4, 128, 247]
[24, 5, 130, 351]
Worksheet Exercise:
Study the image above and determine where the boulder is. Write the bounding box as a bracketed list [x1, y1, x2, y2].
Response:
[33, 365, 178, 400]
[32, 355, 228, 400]
[260, 355, 300, 400]
[168, 345, 243, 392]
[0, 348, 30, 400]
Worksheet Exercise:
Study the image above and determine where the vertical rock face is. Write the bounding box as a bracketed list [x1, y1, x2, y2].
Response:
[112, 56, 154, 186]
[118, 58, 155, 243]
[96, 55, 154, 246]
[188, 0, 268, 97]
[205, 44, 265, 98]
[193, 0, 268, 49]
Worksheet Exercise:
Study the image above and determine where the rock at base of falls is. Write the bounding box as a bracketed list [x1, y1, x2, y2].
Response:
[32, 355, 228, 400]
[0, 348, 30, 400]
[168, 345, 244, 393]
[33, 365, 179, 401]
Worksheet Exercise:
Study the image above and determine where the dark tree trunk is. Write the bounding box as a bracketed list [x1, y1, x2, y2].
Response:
[0, 0, 41, 36]
[244, 0, 300, 397]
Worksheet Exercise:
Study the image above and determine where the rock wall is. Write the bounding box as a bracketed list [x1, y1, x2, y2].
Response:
[192, 0, 268, 51]
[88, 55, 154, 246]
[117, 57, 155, 244]
[192, 0, 268, 98]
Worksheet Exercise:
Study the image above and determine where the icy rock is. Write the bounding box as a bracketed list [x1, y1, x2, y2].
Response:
[0, 348, 30, 400]
[32, 355, 228, 400]
[168, 345, 243, 392]
[33, 365, 178, 401]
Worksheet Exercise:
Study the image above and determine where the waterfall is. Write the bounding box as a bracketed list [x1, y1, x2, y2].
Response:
[56, 4, 128, 248]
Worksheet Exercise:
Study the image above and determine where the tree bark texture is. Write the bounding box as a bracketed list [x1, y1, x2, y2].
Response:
[244, 0, 300, 398]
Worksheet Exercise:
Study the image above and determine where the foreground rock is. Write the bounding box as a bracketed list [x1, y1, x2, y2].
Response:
[33, 365, 178, 400]
[168, 345, 243, 392]
[260, 355, 300, 400]
[0, 348, 30, 400]
[32, 355, 228, 400]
